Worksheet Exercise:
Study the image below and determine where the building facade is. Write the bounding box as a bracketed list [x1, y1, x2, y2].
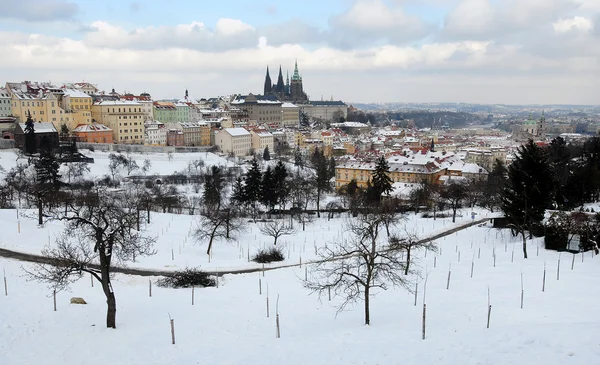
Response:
[91, 100, 145, 144]
[251, 130, 274, 153]
[231, 94, 282, 125]
[72, 123, 113, 143]
[61, 89, 93, 130]
[216, 128, 252, 157]
[180, 121, 211, 146]
[303, 101, 347, 122]
[281, 102, 300, 127]
[153, 102, 178, 123]
[166, 129, 184, 146]
[144, 121, 166, 146]
[0, 88, 11, 117]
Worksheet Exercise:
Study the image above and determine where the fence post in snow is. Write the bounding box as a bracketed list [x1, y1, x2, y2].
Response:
[446, 264, 452, 290]
[557, 254, 561, 281]
[149, 279, 152, 297]
[571, 254, 575, 271]
[542, 261, 546, 292]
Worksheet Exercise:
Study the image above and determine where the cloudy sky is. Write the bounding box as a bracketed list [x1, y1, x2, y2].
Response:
[1, 0, 598, 104]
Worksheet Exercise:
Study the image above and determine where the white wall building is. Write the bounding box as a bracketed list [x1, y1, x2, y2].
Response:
[251, 130, 274, 154]
[0, 88, 12, 117]
[216, 127, 252, 157]
[144, 121, 166, 146]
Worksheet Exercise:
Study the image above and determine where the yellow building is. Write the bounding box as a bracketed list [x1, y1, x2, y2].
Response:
[6, 82, 64, 126]
[335, 156, 446, 190]
[61, 89, 93, 130]
[92, 100, 145, 144]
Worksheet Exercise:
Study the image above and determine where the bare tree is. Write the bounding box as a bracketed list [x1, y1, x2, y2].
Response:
[305, 214, 411, 325]
[194, 208, 245, 255]
[26, 189, 156, 328]
[64, 162, 90, 183]
[259, 219, 297, 246]
[295, 212, 315, 231]
[440, 181, 467, 223]
[390, 225, 437, 275]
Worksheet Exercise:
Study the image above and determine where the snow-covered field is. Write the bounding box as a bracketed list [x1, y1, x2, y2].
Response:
[1, 214, 599, 364]
[1, 148, 599, 364]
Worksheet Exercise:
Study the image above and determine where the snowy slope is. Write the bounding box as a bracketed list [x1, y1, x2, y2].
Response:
[1, 221, 599, 365]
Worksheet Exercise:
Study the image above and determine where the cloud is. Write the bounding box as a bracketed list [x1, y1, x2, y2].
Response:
[0, 0, 79, 21]
[327, 0, 433, 48]
[553, 16, 594, 33]
[442, 0, 577, 40]
[84, 19, 258, 52]
[258, 19, 324, 46]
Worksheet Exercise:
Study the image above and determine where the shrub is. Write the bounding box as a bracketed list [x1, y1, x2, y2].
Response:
[252, 246, 285, 263]
[156, 268, 216, 288]
[420, 212, 452, 218]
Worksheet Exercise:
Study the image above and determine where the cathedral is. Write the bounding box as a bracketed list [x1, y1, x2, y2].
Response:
[263, 61, 309, 104]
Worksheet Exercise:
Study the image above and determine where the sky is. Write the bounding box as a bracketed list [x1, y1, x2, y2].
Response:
[0, 0, 599, 105]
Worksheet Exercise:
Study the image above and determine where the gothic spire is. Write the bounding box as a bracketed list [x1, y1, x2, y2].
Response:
[276, 65, 285, 93]
[292, 59, 301, 81]
[263, 66, 272, 95]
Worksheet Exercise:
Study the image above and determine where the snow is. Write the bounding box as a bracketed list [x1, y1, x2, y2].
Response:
[0, 213, 599, 365]
[1, 150, 599, 365]
[18, 122, 57, 133]
[223, 127, 251, 137]
[62, 89, 91, 98]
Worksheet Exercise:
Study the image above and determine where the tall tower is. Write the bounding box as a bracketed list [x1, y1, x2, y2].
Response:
[276, 66, 285, 93]
[285, 70, 290, 96]
[290, 60, 307, 103]
[263, 66, 272, 95]
[537, 110, 547, 140]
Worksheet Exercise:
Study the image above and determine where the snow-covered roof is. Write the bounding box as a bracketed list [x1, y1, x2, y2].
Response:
[223, 127, 250, 137]
[281, 103, 298, 108]
[73, 123, 111, 132]
[95, 100, 141, 106]
[62, 89, 91, 98]
[19, 122, 57, 133]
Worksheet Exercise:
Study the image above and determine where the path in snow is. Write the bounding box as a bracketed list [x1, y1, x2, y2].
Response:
[0, 217, 491, 276]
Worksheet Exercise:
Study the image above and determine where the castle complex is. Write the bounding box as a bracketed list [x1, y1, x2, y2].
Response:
[263, 61, 309, 104]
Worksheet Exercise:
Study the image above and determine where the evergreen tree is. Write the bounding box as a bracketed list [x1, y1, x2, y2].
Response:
[328, 156, 337, 180]
[546, 136, 572, 209]
[501, 139, 553, 259]
[231, 177, 247, 205]
[203, 165, 224, 210]
[34, 151, 61, 225]
[314, 152, 331, 218]
[260, 166, 277, 211]
[60, 123, 69, 136]
[294, 147, 304, 168]
[481, 159, 507, 212]
[263, 146, 271, 161]
[244, 158, 263, 212]
[24, 111, 36, 155]
[368, 156, 393, 204]
[310, 147, 323, 169]
[273, 160, 289, 207]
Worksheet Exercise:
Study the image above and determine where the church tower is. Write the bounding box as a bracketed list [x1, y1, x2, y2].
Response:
[263, 66, 272, 95]
[537, 111, 547, 140]
[285, 70, 290, 96]
[290, 60, 308, 103]
[276, 66, 285, 94]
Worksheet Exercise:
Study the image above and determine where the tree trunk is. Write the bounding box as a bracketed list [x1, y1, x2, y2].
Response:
[274, 236, 278, 246]
[364, 285, 370, 325]
[99, 250, 116, 329]
[106, 290, 117, 329]
[316, 192, 321, 218]
[37, 194, 43, 225]
[136, 209, 140, 231]
[452, 205, 457, 223]
[405, 247, 411, 275]
[521, 230, 528, 259]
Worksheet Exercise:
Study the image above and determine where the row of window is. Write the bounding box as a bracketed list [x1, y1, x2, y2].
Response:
[110, 107, 142, 113]
[19, 101, 56, 107]
[119, 135, 143, 140]
[120, 129, 141, 133]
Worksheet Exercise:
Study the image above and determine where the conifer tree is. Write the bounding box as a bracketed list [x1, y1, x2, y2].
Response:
[260, 166, 277, 211]
[203, 165, 224, 210]
[501, 139, 553, 259]
[273, 160, 289, 207]
[244, 158, 263, 217]
[368, 156, 393, 204]
[294, 147, 304, 168]
[263, 146, 271, 161]
[24, 111, 36, 155]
